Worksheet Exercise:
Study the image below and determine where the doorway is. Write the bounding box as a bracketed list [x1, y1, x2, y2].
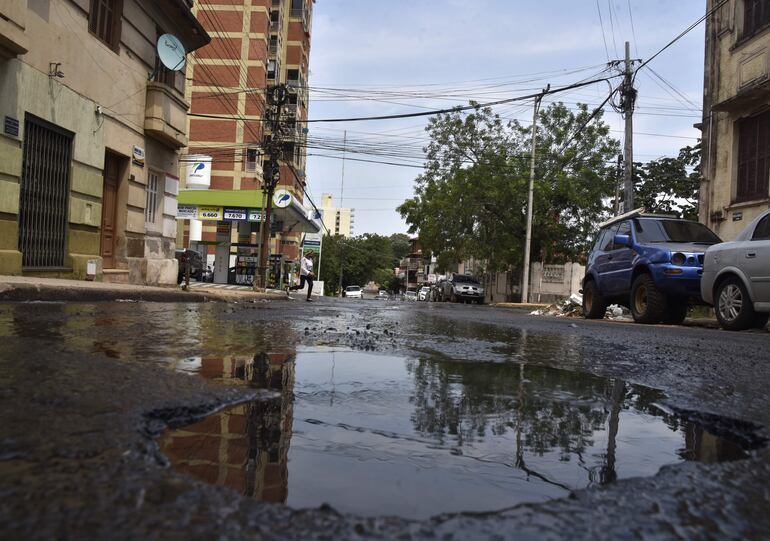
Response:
[100, 152, 123, 268]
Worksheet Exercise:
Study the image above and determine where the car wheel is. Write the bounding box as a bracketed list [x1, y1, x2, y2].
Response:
[582, 280, 607, 319]
[715, 277, 755, 331]
[753, 313, 770, 330]
[662, 298, 688, 325]
[630, 274, 666, 324]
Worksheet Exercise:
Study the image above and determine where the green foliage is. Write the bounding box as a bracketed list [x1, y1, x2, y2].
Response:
[633, 144, 700, 220]
[318, 233, 399, 295]
[398, 102, 620, 269]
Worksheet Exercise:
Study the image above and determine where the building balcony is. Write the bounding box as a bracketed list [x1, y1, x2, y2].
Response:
[144, 82, 190, 149]
[0, 0, 29, 60]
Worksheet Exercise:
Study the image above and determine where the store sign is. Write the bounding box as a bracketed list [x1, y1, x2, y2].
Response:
[132, 146, 145, 167]
[177, 205, 198, 219]
[224, 207, 248, 221]
[198, 206, 223, 220]
[273, 189, 292, 208]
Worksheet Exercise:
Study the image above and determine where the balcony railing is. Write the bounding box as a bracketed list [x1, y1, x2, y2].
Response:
[144, 82, 190, 149]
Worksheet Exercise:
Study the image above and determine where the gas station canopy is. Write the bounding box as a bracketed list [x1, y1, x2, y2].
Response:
[177, 189, 321, 233]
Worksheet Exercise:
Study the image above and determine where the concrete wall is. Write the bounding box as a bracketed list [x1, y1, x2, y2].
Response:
[529, 262, 585, 304]
[0, 0, 204, 284]
[701, 0, 770, 241]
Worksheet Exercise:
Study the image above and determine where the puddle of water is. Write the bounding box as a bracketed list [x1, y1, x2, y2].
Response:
[158, 348, 749, 520]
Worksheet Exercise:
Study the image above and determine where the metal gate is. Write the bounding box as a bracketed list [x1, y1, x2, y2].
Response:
[18, 115, 73, 269]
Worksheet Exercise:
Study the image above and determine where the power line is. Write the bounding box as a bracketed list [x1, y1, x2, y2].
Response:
[596, 0, 611, 61]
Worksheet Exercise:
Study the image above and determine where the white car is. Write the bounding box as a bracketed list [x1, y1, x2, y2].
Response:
[701, 209, 770, 331]
[343, 285, 363, 299]
[418, 286, 430, 301]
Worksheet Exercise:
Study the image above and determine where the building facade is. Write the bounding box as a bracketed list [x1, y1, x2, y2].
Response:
[701, 0, 770, 240]
[319, 193, 354, 237]
[180, 0, 314, 267]
[0, 0, 209, 284]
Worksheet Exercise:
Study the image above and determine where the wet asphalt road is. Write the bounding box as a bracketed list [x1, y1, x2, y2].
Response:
[1, 297, 770, 540]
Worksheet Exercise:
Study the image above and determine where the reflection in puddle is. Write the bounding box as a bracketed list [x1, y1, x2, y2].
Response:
[158, 348, 749, 519]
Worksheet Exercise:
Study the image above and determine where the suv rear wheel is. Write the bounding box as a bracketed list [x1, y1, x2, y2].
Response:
[716, 277, 755, 331]
[582, 280, 607, 319]
[662, 298, 688, 325]
[630, 274, 666, 324]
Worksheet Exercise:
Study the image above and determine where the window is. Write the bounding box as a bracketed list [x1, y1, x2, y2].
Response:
[742, 0, 770, 40]
[89, 0, 123, 51]
[737, 111, 770, 203]
[600, 225, 620, 252]
[145, 171, 159, 225]
[245, 148, 259, 173]
[752, 213, 770, 239]
[267, 59, 277, 80]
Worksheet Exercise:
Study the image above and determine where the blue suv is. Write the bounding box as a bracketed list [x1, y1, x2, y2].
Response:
[582, 211, 722, 324]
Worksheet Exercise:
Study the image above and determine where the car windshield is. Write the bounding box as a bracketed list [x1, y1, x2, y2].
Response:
[634, 218, 721, 245]
[453, 275, 479, 284]
[346, 286, 360, 291]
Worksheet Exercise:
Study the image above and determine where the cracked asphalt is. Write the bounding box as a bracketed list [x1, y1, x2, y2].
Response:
[1, 297, 769, 540]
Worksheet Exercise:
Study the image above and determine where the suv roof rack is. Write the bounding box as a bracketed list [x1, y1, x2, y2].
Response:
[598, 207, 645, 229]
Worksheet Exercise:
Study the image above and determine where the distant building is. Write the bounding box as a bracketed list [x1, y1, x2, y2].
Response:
[701, 0, 770, 239]
[320, 193, 355, 237]
[0, 0, 210, 284]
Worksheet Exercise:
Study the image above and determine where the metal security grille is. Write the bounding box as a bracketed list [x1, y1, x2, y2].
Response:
[18, 116, 73, 269]
[145, 171, 159, 224]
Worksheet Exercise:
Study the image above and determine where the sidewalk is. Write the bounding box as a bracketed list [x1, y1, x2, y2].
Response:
[0, 275, 285, 303]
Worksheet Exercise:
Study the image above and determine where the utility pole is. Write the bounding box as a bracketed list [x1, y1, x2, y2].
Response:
[521, 85, 549, 304]
[255, 84, 290, 290]
[614, 153, 623, 215]
[337, 130, 346, 297]
[621, 41, 637, 212]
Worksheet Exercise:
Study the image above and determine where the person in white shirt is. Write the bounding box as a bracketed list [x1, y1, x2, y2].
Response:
[289, 250, 315, 301]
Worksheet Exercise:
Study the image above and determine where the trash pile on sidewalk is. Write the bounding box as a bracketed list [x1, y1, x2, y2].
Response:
[530, 294, 632, 321]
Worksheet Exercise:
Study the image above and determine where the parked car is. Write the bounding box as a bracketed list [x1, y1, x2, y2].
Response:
[418, 286, 431, 301]
[403, 290, 418, 301]
[701, 208, 770, 331]
[175, 249, 204, 283]
[377, 290, 389, 300]
[582, 210, 722, 324]
[343, 285, 363, 299]
[444, 273, 485, 304]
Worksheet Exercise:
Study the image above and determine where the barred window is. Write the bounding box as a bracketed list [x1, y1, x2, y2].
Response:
[736, 111, 770, 203]
[89, 0, 123, 51]
[145, 171, 159, 224]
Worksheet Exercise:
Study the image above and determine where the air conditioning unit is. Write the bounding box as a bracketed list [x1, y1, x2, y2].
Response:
[245, 148, 259, 173]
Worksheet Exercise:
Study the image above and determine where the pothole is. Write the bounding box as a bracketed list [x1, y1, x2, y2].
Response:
[157, 347, 764, 519]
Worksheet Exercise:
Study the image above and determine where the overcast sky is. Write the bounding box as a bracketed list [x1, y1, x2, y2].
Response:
[304, 1, 706, 236]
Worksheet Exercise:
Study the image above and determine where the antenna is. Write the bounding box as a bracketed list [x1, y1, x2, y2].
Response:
[157, 34, 186, 71]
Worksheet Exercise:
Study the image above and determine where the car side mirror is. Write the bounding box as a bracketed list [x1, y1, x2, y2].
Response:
[614, 234, 632, 247]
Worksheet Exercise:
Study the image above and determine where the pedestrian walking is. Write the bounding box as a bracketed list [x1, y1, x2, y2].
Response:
[289, 250, 315, 301]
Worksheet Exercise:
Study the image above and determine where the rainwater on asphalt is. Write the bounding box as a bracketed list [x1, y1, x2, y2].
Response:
[0, 302, 754, 520]
[157, 349, 749, 519]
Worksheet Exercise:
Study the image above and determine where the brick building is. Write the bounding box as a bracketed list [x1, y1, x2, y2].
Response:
[177, 0, 315, 280]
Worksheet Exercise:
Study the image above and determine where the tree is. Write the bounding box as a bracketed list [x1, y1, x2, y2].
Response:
[633, 144, 700, 220]
[318, 233, 395, 295]
[398, 102, 620, 271]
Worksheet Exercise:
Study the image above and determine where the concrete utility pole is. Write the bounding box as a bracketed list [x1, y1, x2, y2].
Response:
[521, 85, 549, 304]
[621, 41, 637, 212]
[337, 130, 346, 297]
[255, 84, 289, 290]
[614, 153, 623, 216]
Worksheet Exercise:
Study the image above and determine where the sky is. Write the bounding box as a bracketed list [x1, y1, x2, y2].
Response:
[304, 0, 706, 236]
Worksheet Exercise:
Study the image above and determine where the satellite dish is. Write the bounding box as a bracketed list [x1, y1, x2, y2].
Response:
[157, 34, 186, 71]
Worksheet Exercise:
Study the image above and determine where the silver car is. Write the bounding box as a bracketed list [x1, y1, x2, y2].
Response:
[701, 209, 770, 331]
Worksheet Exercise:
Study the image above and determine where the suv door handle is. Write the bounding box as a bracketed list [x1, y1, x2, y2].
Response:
[746, 251, 757, 258]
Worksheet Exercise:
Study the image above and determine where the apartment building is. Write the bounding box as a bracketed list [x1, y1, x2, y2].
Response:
[320, 193, 355, 237]
[0, 0, 209, 284]
[179, 0, 315, 280]
[701, 0, 770, 239]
